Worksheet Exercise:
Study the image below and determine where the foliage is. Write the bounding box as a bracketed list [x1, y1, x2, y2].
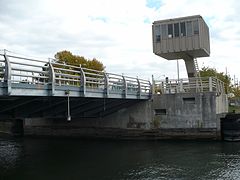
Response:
[52, 50, 105, 87]
[152, 118, 160, 128]
[199, 66, 231, 93]
[54, 50, 105, 71]
[0, 65, 3, 79]
[228, 104, 240, 113]
[231, 87, 240, 97]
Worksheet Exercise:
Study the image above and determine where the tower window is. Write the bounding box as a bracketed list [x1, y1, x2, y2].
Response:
[168, 24, 173, 38]
[193, 20, 199, 35]
[186, 21, 193, 36]
[174, 23, 180, 37]
[180, 22, 186, 36]
[161, 24, 167, 39]
[155, 25, 161, 42]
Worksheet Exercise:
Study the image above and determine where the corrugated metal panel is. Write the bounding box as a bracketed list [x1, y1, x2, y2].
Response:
[152, 15, 210, 60]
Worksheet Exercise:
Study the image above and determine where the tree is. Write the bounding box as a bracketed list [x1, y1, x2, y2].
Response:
[52, 50, 105, 87]
[199, 66, 231, 93]
[0, 64, 3, 79]
[231, 87, 240, 97]
[54, 50, 105, 71]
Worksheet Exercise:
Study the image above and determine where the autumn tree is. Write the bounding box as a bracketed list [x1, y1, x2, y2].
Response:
[54, 50, 105, 71]
[52, 50, 105, 87]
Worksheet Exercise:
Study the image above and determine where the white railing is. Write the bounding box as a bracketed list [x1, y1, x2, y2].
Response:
[0, 52, 151, 98]
[154, 77, 225, 94]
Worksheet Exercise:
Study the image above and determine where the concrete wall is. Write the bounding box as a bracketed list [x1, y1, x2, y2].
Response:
[0, 119, 23, 136]
[24, 100, 153, 138]
[152, 92, 227, 129]
[23, 92, 228, 140]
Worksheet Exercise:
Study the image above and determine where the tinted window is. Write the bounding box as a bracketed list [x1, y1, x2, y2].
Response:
[186, 21, 192, 36]
[168, 24, 173, 38]
[193, 20, 199, 35]
[161, 24, 167, 39]
[180, 22, 186, 36]
[174, 23, 179, 37]
[155, 25, 161, 42]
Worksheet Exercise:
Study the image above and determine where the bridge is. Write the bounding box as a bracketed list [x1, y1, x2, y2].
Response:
[0, 51, 228, 139]
[0, 51, 151, 119]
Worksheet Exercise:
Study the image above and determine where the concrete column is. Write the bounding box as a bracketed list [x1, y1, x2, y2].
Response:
[184, 59, 195, 78]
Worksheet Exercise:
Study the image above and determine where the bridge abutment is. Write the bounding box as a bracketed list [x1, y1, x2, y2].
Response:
[0, 119, 23, 136]
[23, 100, 153, 138]
[22, 92, 227, 140]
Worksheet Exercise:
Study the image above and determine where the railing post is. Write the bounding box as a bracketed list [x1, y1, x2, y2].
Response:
[122, 75, 127, 98]
[48, 62, 55, 96]
[80, 67, 86, 97]
[151, 75, 155, 95]
[222, 81, 225, 94]
[3, 53, 11, 95]
[149, 80, 152, 97]
[137, 77, 141, 99]
[104, 72, 109, 98]
[180, 79, 183, 92]
[161, 81, 164, 94]
[209, 77, 213, 92]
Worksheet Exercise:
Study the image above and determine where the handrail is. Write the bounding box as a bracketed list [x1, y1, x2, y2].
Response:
[0, 53, 48, 63]
[154, 76, 225, 94]
[0, 52, 152, 98]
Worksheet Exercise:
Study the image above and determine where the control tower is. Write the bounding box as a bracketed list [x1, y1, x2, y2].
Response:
[152, 15, 210, 78]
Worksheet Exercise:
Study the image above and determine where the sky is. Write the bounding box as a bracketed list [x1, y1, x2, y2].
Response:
[0, 0, 240, 82]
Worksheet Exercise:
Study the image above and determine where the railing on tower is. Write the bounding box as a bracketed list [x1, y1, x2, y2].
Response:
[154, 77, 225, 95]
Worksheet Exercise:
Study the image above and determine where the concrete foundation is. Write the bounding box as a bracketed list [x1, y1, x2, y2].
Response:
[0, 119, 23, 136]
[21, 92, 228, 140]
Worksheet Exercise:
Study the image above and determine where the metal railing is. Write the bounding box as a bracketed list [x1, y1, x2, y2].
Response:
[0, 52, 151, 98]
[154, 77, 225, 95]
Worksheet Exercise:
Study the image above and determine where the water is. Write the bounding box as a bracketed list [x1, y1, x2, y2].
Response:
[1, 136, 240, 180]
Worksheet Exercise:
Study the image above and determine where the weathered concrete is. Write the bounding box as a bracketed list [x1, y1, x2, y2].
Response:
[24, 100, 153, 137]
[23, 92, 228, 140]
[0, 119, 23, 136]
[152, 92, 227, 139]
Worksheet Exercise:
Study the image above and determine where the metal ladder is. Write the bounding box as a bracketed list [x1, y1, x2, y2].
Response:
[194, 58, 202, 91]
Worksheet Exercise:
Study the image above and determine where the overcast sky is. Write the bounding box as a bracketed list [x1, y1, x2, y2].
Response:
[0, 0, 240, 81]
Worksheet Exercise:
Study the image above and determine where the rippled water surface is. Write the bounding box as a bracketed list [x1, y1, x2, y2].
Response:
[1, 135, 240, 180]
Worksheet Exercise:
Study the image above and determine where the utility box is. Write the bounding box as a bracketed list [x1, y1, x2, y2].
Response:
[152, 15, 210, 60]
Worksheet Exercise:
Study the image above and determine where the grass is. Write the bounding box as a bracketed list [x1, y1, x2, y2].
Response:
[228, 105, 240, 113]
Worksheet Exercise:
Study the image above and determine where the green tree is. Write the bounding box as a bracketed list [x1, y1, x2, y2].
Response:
[232, 87, 240, 97]
[0, 64, 3, 79]
[199, 66, 231, 93]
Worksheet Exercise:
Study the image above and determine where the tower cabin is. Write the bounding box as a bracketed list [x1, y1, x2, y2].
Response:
[152, 15, 210, 78]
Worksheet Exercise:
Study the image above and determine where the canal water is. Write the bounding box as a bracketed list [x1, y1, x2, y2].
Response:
[1, 136, 240, 180]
